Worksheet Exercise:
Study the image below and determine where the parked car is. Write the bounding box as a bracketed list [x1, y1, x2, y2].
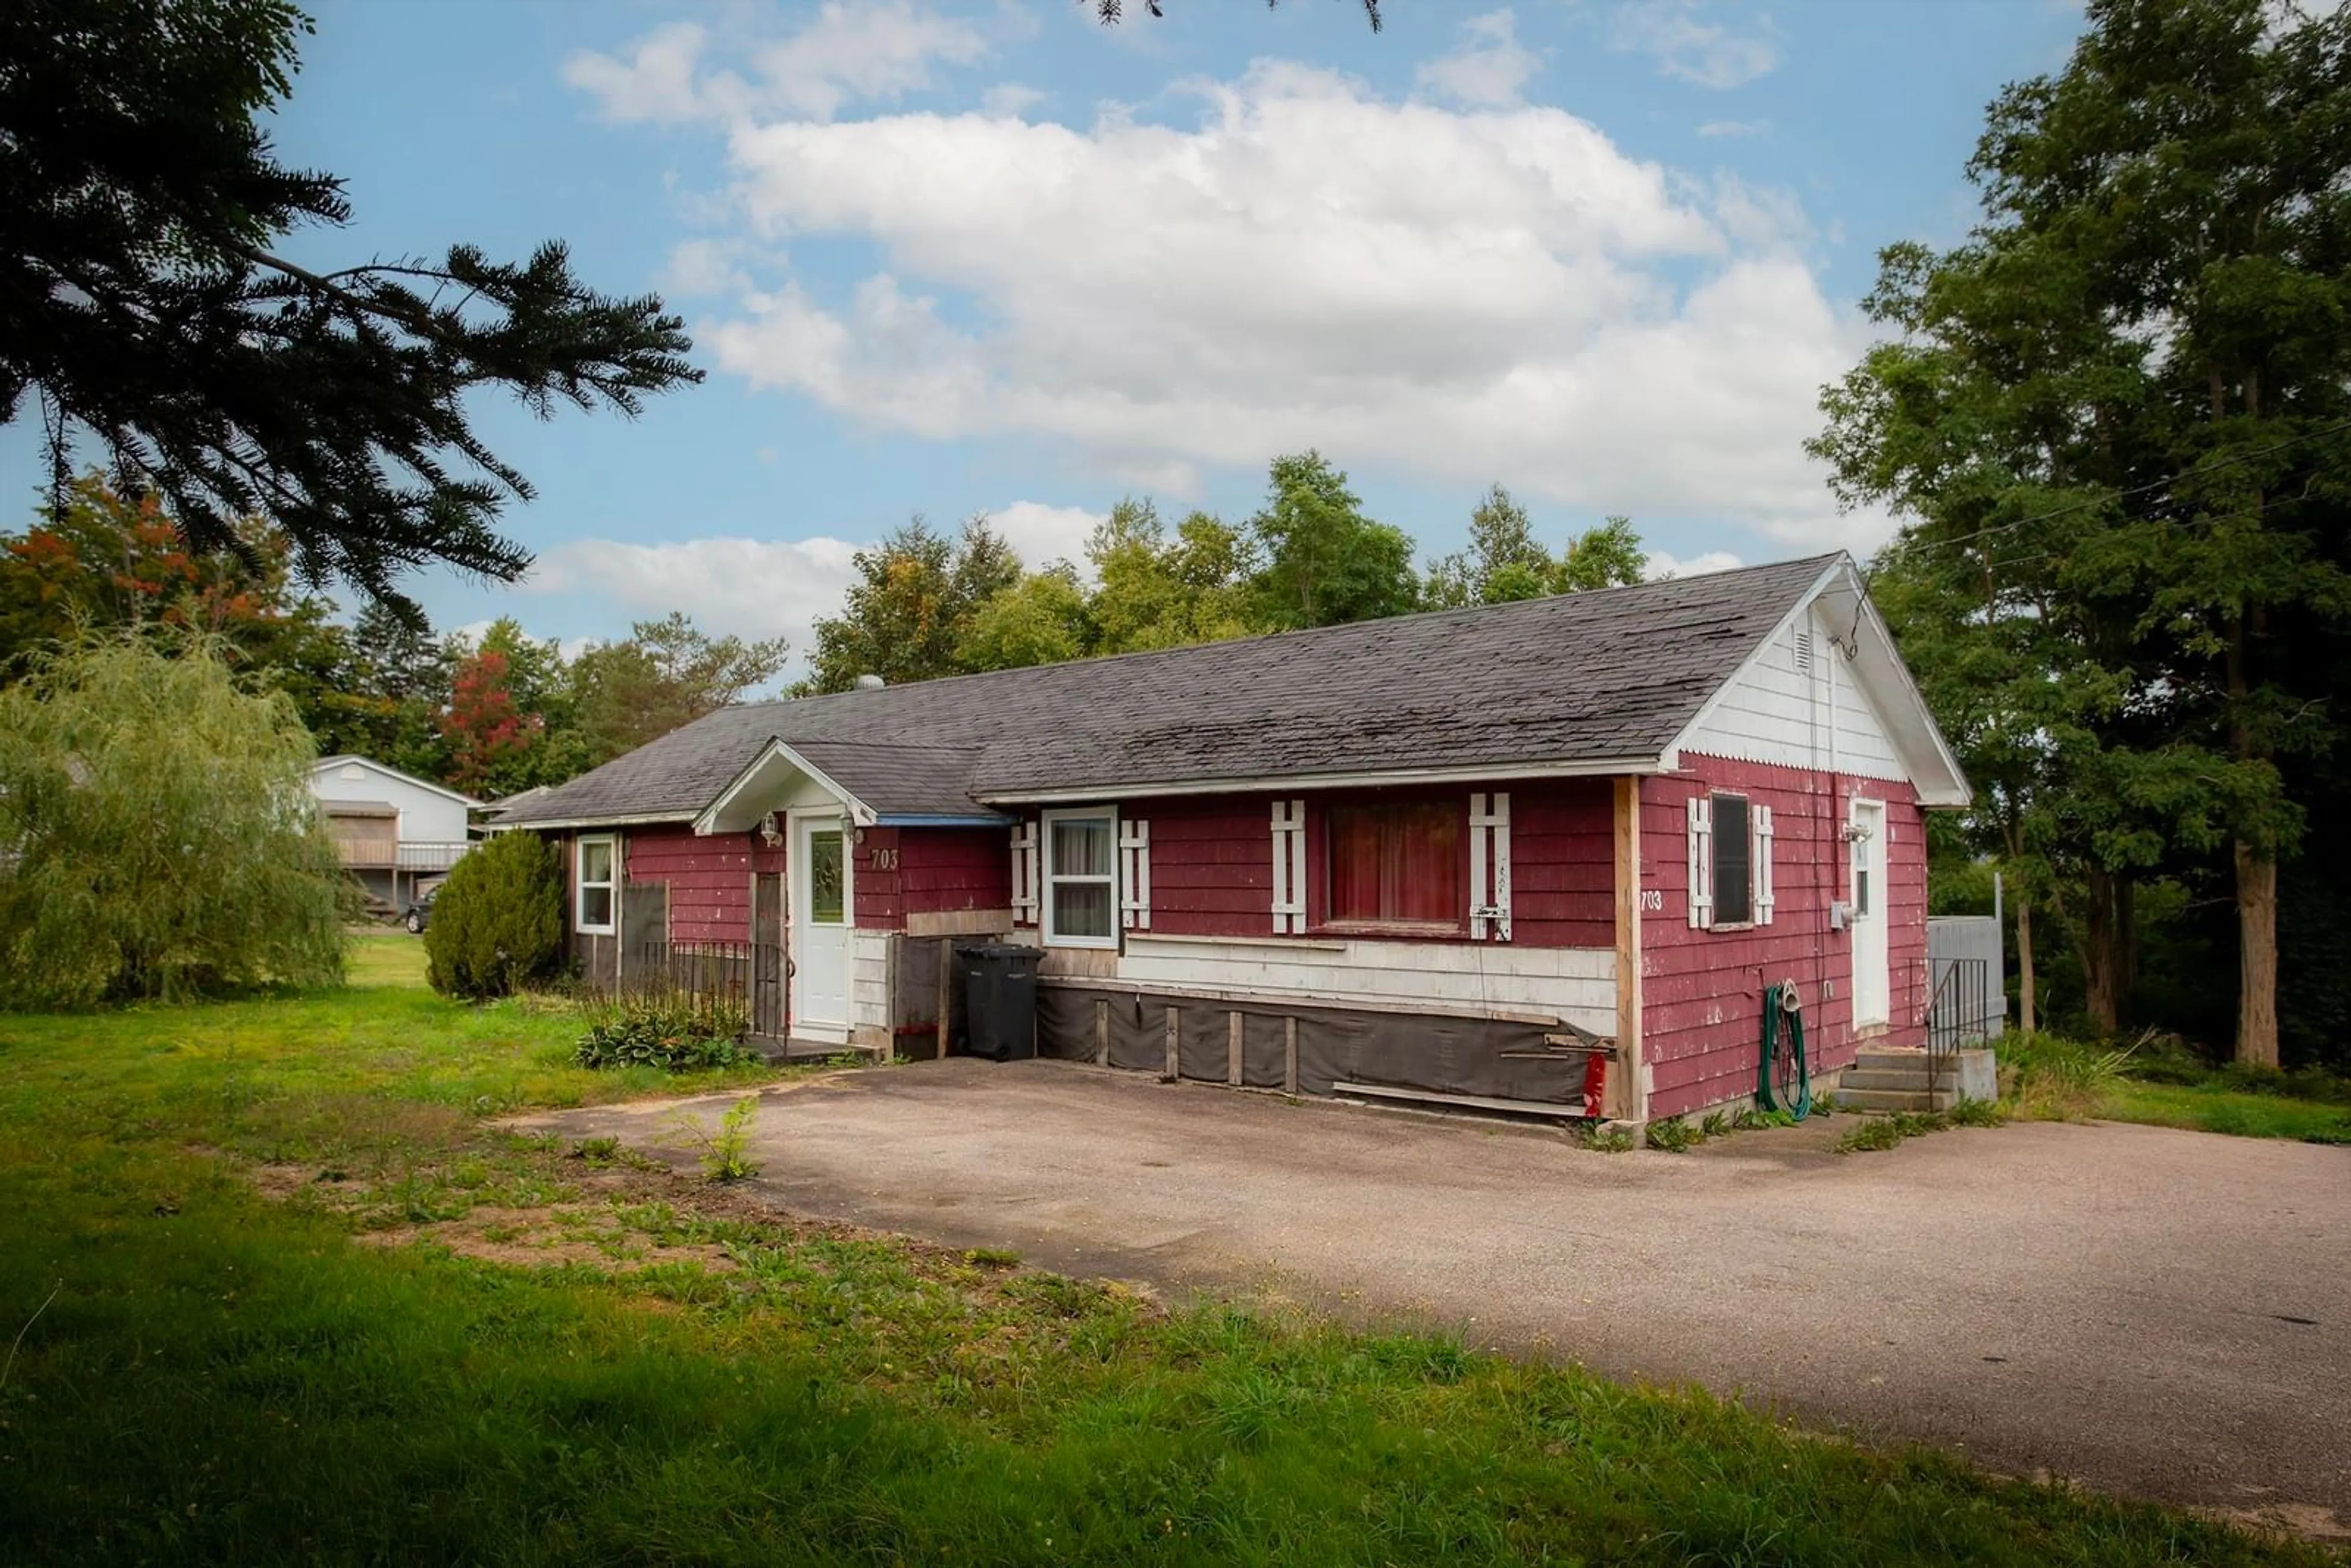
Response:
[402, 885, 440, 934]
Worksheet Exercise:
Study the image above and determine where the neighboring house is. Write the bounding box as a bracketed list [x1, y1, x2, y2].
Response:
[309, 756, 479, 913]
[498, 555, 1968, 1127]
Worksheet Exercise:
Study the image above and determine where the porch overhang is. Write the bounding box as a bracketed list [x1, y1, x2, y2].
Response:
[693, 737, 876, 835]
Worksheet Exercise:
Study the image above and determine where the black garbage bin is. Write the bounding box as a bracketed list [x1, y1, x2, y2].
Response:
[956, 942, 1040, 1062]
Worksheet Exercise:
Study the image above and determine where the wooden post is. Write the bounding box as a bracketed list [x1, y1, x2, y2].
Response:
[1164, 1005, 1180, 1081]
[935, 937, 951, 1060]
[1284, 1016, 1299, 1097]
[1095, 999, 1110, 1068]
[1227, 1010, 1243, 1086]
[1610, 775, 1646, 1123]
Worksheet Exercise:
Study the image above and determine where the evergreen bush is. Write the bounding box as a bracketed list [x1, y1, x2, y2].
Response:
[424, 830, 565, 999]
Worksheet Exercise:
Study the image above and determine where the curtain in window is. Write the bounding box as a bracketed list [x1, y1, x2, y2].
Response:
[1327, 802, 1460, 926]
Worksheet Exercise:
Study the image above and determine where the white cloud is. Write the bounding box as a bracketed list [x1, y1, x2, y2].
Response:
[1644, 548, 1745, 580]
[989, 500, 1107, 572]
[1612, 3, 1782, 90]
[981, 82, 1047, 118]
[524, 536, 864, 651]
[520, 501, 1107, 659]
[660, 59, 1872, 547]
[564, 2, 988, 125]
[1415, 10, 1542, 109]
[1697, 118, 1768, 138]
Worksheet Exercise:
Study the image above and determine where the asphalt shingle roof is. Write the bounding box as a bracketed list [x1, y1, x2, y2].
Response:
[499, 553, 1842, 827]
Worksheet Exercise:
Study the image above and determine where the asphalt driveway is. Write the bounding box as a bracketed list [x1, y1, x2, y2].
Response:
[520, 1058, 2351, 1526]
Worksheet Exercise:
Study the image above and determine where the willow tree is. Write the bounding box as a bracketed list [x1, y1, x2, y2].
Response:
[0, 632, 345, 1005]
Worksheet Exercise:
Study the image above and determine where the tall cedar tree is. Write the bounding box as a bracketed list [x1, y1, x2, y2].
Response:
[1815, 0, 2351, 1062]
[0, 0, 700, 617]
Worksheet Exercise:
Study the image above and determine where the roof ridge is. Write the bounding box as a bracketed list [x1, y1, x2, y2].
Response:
[737, 549, 1848, 718]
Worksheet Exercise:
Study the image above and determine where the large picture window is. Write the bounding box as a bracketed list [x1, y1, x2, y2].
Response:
[1325, 801, 1461, 931]
[1043, 809, 1117, 948]
[576, 835, 617, 934]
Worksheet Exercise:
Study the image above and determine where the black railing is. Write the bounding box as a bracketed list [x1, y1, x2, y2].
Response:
[1924, 955, 1996, 1098]
[617, 939, 789, 1040]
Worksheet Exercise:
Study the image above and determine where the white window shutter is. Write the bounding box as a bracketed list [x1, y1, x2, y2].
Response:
[1011, 822, 1038, 925]
[1755, 804, 1775, 926]
[1270, 799, 1306, 934]
[1119, 819, 1151, 931]
[1686, 795, 1713, 929]
[1469, 791, 1512, 941]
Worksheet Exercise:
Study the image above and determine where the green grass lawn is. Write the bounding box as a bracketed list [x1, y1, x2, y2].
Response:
[2003, 1033, 2351, 1144]
[0, 973, 2336, 1564]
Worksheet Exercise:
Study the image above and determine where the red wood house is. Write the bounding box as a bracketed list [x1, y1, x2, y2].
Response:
[498, 553, 1967, 1125]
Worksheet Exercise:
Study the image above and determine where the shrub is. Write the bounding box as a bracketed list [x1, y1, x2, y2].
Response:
[0, 632, 345, 1006]
[425, 830, 564, 999]
[572, 991, 752, 1071]
[2002, 1032, 2131, 1120]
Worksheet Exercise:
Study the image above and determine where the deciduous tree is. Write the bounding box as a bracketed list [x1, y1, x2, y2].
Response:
[1247, 452, 1419, 629]
[0, 631, 345, 1005]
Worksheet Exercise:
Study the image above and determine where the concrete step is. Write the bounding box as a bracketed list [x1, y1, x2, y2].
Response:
[1840, 1065, 1960, 1092]
[1853, 1048, 1935, 1071]
[1835, 1085, 1960, 1114]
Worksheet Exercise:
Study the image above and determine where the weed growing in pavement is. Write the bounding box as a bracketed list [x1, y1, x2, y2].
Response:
[1644, 1116, 1700, 1153]
[1837, 1099, 2006, 1154]
[664, 1095, 762, 1183]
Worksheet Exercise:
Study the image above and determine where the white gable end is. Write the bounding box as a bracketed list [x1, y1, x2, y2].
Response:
[1666, 561, 1968, 805]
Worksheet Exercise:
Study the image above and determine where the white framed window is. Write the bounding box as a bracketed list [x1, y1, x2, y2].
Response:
[576, 835, 617, 934]
[1042, 808, 1117, 948]
[1688, 793, 1772, 929]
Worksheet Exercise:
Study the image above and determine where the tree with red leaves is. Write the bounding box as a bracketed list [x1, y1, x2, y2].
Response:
[438, 647, 542, 797]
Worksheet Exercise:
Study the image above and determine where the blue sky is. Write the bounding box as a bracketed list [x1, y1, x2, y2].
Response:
[7, 0, 2086, 668]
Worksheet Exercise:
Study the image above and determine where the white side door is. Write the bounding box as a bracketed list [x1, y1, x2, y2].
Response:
[1850, 797, 1889, 1029]
[791, 814, 850, 1039]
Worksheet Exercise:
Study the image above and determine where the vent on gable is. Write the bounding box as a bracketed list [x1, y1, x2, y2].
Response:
[1793, 629, 1815, 673]
[339, 763, 367, 781]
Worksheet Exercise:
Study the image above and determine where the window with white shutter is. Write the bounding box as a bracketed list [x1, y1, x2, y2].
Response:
[1469, 791, 1512, 940]
[1119, 819, 1151, 931]
[1755, 804, 1775, 926]
[1686, 795, 1713, 929]
[1270, 799, 1307, 934]
[1010, 822, 1038, 925]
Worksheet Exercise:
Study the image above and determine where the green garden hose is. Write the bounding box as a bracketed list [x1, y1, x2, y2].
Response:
[1758, 980, 1813, 1121]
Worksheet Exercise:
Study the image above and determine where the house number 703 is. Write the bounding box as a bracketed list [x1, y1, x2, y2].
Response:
[870, 847, 900, 871]
[1639, 890, 1664, 912]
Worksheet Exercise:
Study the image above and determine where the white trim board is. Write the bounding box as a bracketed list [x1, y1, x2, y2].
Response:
[1108, 932, 1616, 1039]
[981, 756, 1664, 808]
[1662, 556, 1970, 807]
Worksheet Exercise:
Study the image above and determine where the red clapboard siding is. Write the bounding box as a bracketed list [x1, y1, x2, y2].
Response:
[1505, 779, 1613, 948]
[898, 827, 1011, 917]
[1116, 784, 1611, 948]
[854, 827, 902, 928]
[621, 823, 774, 943]
[1137, 797, 1278, 936]
[1639, 756, 1929, 1120]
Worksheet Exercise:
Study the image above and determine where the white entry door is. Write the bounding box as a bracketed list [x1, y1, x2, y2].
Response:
[792, 814, 850, 1040]
[1849, 797, 1889, 1029]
